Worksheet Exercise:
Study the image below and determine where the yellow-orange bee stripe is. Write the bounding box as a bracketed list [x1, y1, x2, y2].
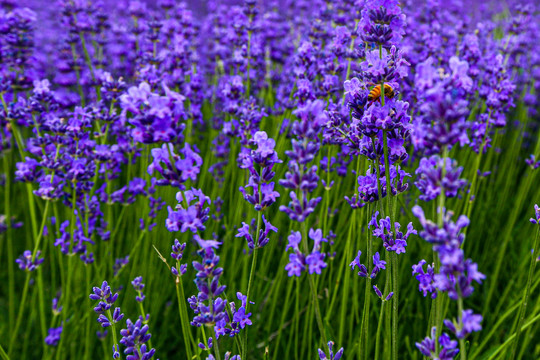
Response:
[367, 84, 395, 102]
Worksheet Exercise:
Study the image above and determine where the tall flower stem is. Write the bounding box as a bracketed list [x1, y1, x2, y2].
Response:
[382, 129, 398, 360]
[433, 146, 448, 355]
[374, 300, 387, 360]
[365, 208, 373, 360]
[242, 209, 261, 359]
[0, 341, 10, 360]
[510, 225, 540, 359]
[301, 222, 328, 347]
[457, 296, 467, 360]
[7, 273, 30, 356]
[338, 214, 355, 344]
[106, 308, 120, 357]
[485, 128, 540, 313]
[3, 154, 15, 333]
[175, 275, 194, 360]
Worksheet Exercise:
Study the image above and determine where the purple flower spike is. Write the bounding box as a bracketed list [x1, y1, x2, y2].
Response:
[415, 156, 467, 201]
[132, 276, 146, 303]
[15, 250, 44, 272]
[416, 327, 459, 360]
[318, 340, 344, 360]
[285, 229, 332, 277]
[45, 325, 63, 346]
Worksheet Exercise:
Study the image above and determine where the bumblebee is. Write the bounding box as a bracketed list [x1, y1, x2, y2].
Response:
[367, 84, 395, 103]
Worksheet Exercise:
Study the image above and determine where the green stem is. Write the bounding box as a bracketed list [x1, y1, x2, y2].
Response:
[176, 277, 194, 360]
[84, 265, 92, 360]
[374, 300, 386, 360]
[0, 341, 10, 360]
[487, 313, 540, 360]
[213, 329, 222, 360]
[242, 245, 259, 359]
[382, 130, 397, 360]
[3, 154, 15, 333]
[107, 308, 120, 358]
[301, 222, 328, 347]
[509, 225, 540, 359]
[8, 273, 31, 356]
[457, 297, 467, 360]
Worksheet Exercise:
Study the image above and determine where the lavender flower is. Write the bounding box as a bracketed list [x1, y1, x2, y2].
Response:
[132, 276, 145, 303]
[359, 0, 406, 47]
[236, 215, 277, 250]
[238, 131, 282, 211]
[148, 143, 203, 189]
[416, 327, 459, 360]
[412, 260, 437, 298]
[45, 325, 63, 346]
[188, 248, 252, 339]
[166, 188, 210, 233]
[89, 281, 124, 328]
[113, 256, 130, 277]
[285, 229, 331, 276]
[413, 205, 485, 353]
[370, 211, 417, 254]
[15, 250, 44, 271]
[318, 341, 344, 360]
[120, 317, 156, 360]
[349, 250, 386, 279]
[415, 156, 467, 201]
[170, 239, 188, 278]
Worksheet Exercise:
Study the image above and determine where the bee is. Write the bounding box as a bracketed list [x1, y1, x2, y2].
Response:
[367, 83, 395, 104]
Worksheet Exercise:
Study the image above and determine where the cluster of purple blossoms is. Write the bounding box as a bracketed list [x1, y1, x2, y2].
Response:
[148, 143, 203, 189]
[170, 239, 188, 278]
[525, 154, 540, 170]
[0, 214, 22, 234]
[333, 6, 413, 208]
[471, 53, 515, 153]
[413, 206, 485, 339]
[411, 56, 471, 155]
[45, 294, 63, 346]
[113, 255, 130, 277]
[359, 0, 406, 48]
[350, 251, 386, 279]
[89, 281, 124, 329]
[284, 228, 334, 277]
[119, 317, 156, 360]
[415, 156, 467, 202]
[15, 250, 44, 271]
[416, 327, 459, 360]
[45, 326, 63, 347]
[342, 49, 412, 169]
[318, 341, 344, 360]
[166, 188, 210, 234]
[206, 353, 241, 360]
[188, 248, 252, 339]
[0, 6, 37, 89]
[346, 164, 410, 206]
[120, 82, 186, 144]
[238, 131, 281, 211]
[236, 131, 281, 249]
[369, 211, 416, 254]
[236, 215, 277, 250]
[411, 260, 437, 299]
[131, 276, 145, 303]
[280, 100, 326, 222]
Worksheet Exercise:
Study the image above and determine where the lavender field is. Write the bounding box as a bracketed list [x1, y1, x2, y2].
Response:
[1, 0, 539, 359]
